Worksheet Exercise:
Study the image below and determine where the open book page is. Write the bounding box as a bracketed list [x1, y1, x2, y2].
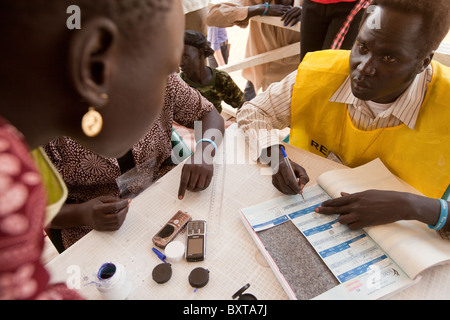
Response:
[241, 185, 415, 299]
[364, 221, 450, 280]
[317, 158, 450, 280]
[316, 158, 412, 198]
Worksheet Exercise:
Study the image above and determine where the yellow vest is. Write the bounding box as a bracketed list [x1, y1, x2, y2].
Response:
[290, 50, 450, 198]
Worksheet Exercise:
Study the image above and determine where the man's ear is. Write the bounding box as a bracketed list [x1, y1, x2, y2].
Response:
[68, 17, 118, 108]
[417, 51, 434, 74]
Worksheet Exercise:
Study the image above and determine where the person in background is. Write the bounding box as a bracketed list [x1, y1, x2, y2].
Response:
[207, 26, 230, 68]
[300, 0, 372, 61]
[183, 0, 210, 35]
[0, 0, 185, 299]
[237, 0, 450, 238]
[207, 0, 302, 101]
[180, 30, 245, 114]
[44, 73, 224, 251]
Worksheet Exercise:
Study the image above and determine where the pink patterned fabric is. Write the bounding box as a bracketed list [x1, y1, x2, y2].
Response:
[0, 116, 82, 300]
[331, 0, 372, 50]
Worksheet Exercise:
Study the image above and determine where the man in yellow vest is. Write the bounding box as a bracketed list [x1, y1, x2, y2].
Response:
[237, 0, 450, 237]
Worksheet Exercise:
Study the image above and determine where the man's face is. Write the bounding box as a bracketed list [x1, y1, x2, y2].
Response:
[349, 6, 429, 104]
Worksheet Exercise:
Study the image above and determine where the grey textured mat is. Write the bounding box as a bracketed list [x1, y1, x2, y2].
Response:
[257, 221, 339, 300]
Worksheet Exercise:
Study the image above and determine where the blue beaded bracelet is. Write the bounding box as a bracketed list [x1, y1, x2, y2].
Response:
[196, 138, 218, 154]
[428, 199, 448, 231]
[262, 2, 269, 16]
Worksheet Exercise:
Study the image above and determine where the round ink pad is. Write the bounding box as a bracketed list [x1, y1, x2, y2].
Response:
[152, 263, 172, 284]
[232, 283, 257, 300]
[188, 267, 209, 288]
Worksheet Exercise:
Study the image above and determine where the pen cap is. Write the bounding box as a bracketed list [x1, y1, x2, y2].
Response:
[280, 146, 288, 157]
[152, 247, 167, 261]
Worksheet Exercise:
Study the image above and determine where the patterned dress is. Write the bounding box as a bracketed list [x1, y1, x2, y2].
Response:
[0, 117, 82, 300]
[44, 73, 214, 249]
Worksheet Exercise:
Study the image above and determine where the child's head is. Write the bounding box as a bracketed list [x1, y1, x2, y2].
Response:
[0, 0, 185, 158]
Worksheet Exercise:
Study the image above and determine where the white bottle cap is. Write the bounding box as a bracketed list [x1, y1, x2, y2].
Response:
[164, 241, 185, 263]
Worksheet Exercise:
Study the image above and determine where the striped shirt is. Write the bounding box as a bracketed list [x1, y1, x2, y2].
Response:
[330, 64, 433, 130]
[237, 65, 433, 161]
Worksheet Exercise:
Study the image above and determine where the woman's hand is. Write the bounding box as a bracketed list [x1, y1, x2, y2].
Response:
[51, 196, 130, 231]
[82, 196, 130, 231]
[178, 155, 214, 200]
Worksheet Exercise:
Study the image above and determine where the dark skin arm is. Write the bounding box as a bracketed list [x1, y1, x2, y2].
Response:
[315, 190, 450, 232]
[178, 107, 225, 199]
[49, 196, 130, 231]
[247, 4, 301, 27]
[262, 144, 309, 195]
[281, 6, 302, 26]
[247, 4, 293, 18]
[267, 149, 449, 232]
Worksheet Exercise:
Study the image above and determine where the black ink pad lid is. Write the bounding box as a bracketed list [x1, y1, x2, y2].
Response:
[188, 267, 209, 288]
[232, 283, 257, 300]
[152, 263, 172, 284]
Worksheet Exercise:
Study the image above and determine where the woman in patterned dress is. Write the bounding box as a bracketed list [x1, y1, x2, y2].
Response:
[0, 0, 185, 299]
[44, 74, 224, 250]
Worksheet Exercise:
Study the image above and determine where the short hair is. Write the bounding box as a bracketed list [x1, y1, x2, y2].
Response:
[0, 0, 173, 42]
[366, 0, 450, 57]
[184, 30, 215, 58]
[76, 0, 173, 41]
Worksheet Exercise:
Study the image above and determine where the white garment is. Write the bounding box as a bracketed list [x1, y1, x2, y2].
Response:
[182, 0, 210, 14]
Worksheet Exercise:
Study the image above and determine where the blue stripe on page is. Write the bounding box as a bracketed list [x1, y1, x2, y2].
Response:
[253, 215, 289, 231]
[302, 219, 340, 236]
[337, 255, 388, 283]
[288, 203, 321, 219]
[318, 234, 367, 258]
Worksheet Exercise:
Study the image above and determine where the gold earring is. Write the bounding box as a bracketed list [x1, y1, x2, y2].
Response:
[99, 93, 109, 103]
[82, 107, 103, 137]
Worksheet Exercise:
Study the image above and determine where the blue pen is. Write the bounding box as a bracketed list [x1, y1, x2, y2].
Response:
[280, 146, 305, 201]
[152, 247, 167, 263]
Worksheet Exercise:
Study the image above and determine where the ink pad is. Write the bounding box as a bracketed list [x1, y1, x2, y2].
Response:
[152, 263, 172, 284]
[232, 283, 257, 300]
[188, 267, 209, 288]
